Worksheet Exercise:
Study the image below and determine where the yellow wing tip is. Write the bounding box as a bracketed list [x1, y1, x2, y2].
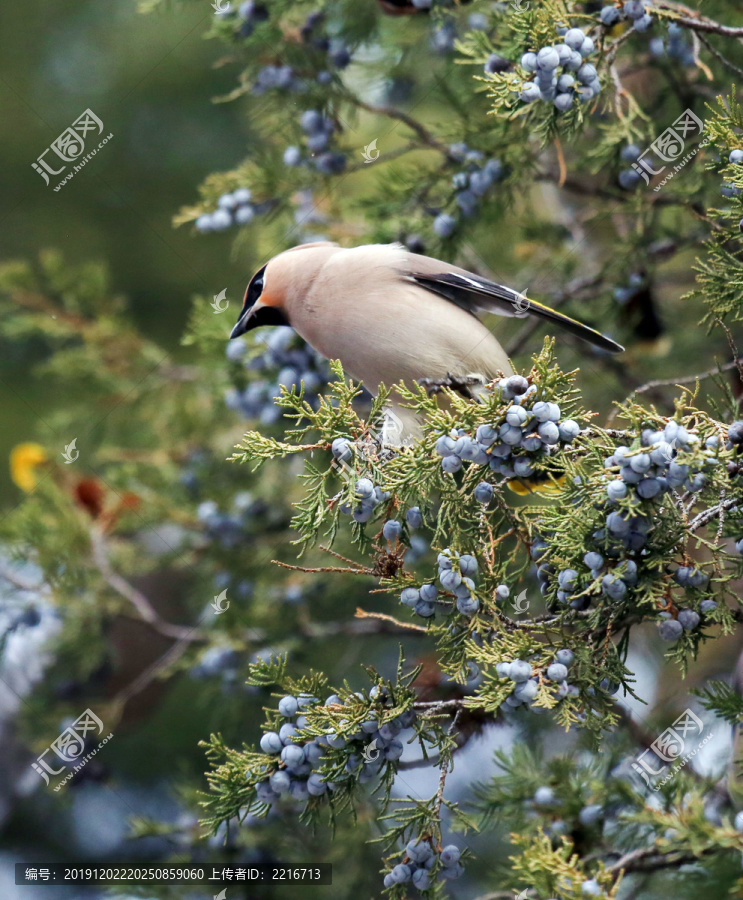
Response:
[507, 474, 567, 497]
[525, 298, 624, 353]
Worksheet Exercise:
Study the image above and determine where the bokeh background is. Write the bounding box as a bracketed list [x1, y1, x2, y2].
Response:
[0, 1, 741, 898]
[0, 0, 253, 500]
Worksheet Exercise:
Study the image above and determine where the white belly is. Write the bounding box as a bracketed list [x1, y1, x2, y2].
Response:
[292, 277, 512, 395]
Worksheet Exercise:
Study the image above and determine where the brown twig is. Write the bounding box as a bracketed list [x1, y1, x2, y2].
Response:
[344, 141, 426, 173]
[90, 526, 205, 642]
[716, 318, 743, 383]
[606, 844, 715, 875]
[433, 707, 463, 817]
[608, 357, 743, 423]
[663, 15, 743, 38]
[350, 98, 449, 154]
[413, 699, 468, 714]
[695, 31, 743, 78]
[273, 559, 372, 575]
[111, 629, 195, 711]
[554, 136, 567, 187]
[354, 607, 427, 633]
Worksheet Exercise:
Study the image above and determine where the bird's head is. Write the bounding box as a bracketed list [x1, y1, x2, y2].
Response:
[230, 241, 339, 339]
[229, 262, 288, 338]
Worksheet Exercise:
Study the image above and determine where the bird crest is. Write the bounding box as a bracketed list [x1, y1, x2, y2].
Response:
[213, 890, 228, 900]
[61, 438, 79, 465]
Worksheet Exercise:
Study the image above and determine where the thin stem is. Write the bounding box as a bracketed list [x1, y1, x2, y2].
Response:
[0, 565, 43, 592]
[433, 707, 463, 818]
[688, 495, 740, 532]
[695, 31, 743, 78]
[90, 526, 205, 642]
[353, 607, 428, 633]
[349, 98, 450, 155]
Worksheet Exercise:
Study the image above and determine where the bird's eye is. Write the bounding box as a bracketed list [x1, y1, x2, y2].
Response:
[244, 265, 267, 310]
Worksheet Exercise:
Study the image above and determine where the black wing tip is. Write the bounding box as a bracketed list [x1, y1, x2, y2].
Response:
[598, 335, 625, 354]
[411, 270, 626, 353]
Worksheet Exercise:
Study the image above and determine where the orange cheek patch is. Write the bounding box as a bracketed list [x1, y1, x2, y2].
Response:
[259, 289, 279, 308]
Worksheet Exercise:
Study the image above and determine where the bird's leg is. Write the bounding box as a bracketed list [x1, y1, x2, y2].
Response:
[417, 372, 486, 397]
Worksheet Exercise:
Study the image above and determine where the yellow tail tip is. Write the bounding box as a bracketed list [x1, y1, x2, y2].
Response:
[507, 474, 566, 497]
[10, 442, 48, 492]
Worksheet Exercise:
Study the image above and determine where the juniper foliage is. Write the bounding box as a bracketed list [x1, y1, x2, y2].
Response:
[3, 0, 743, 897]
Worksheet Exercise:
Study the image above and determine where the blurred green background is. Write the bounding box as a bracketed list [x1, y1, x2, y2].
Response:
[0, 0, 259, 503]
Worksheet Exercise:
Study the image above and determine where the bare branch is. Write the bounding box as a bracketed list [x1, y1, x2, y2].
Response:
[687, 496, 740, 533]
[90, 526, 205, 642]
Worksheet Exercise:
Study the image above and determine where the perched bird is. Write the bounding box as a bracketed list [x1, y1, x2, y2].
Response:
[230, 242, 622, 442]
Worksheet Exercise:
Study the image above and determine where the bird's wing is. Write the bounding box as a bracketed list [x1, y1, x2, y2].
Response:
[405, 253, 624, 354]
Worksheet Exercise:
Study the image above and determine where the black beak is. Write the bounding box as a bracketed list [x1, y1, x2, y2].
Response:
[230, 307, 252, 339]
[230, 303, 290, 339]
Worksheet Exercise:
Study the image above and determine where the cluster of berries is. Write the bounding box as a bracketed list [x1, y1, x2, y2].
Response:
[252, 63, 301, 95]
[722, 148, 743, 200]
[602, 421, 715, 516]
[299, 10, 352, 77]
[617, 143, 650, 191]
[533, 421, 720, 626]
[335, 475, 391, 524]
[283, 109, 347, 176]
[436, 549, 479, 615]
[381, 507, 423, 545]
[0, 560, 60, 702]
[496, 649, 576, 711]
[432, 144, 505, 238]
[600, 1, 653, 32]
[519, 27, 600, 111]
[225, 327, 330, 424]
[398, 549, 479, 619]
[255, 691, 417, 805]
[231, 0, 268, 37]
[435, 374, 581, 481]
[220, 5, 352, 88]
[196, 491, 267, 550]
[189, 645, 242, 685]
[383, 838, 463, 891]
[195, 187, 266, 233]
[649, 22, 695, 65]
[656, 564, 717, 641]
